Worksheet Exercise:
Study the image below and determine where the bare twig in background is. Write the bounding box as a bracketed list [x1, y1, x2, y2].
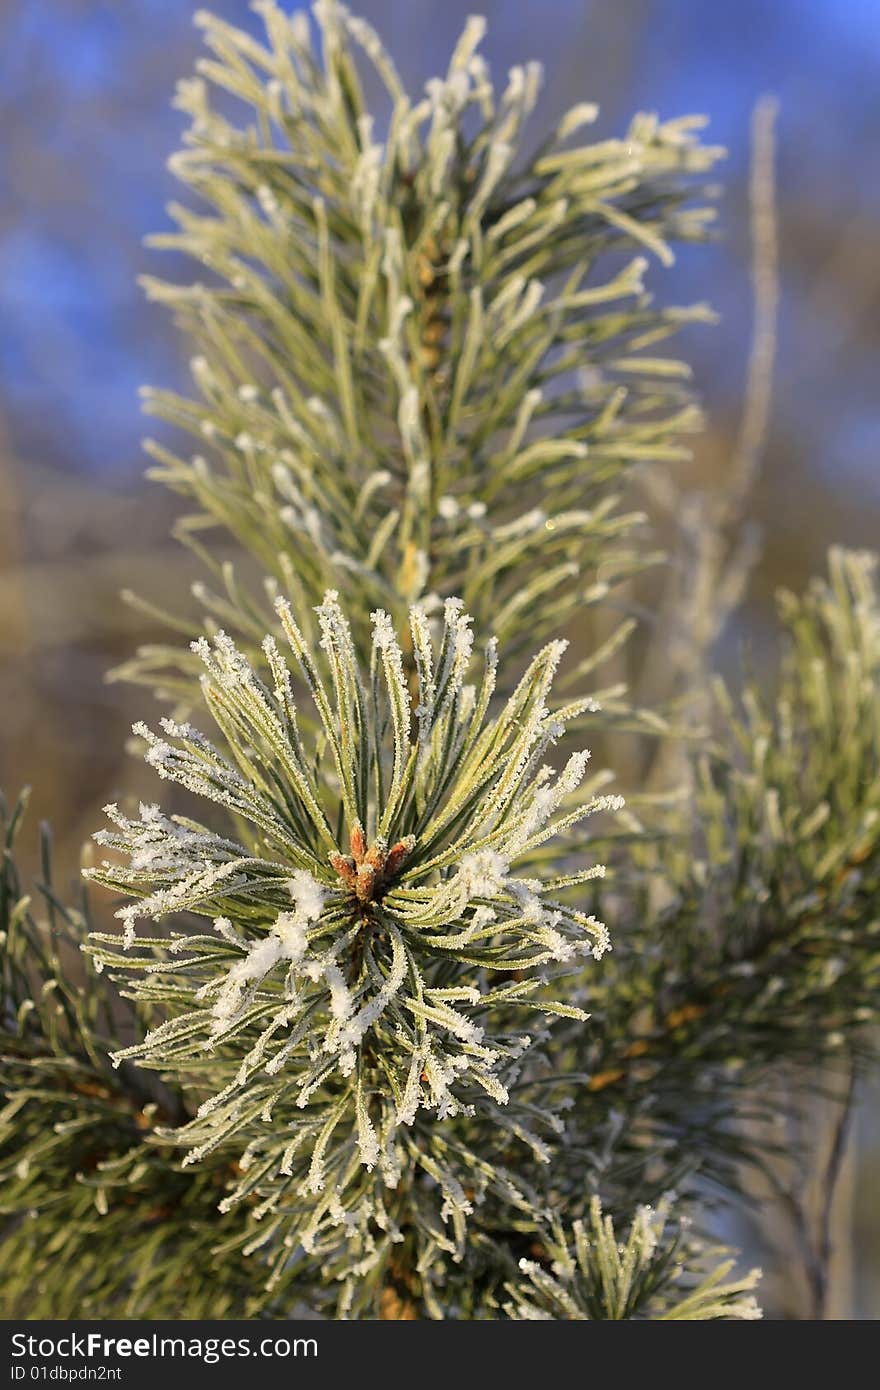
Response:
[638, 95, 779, 797]
[759, 1066, 858, 1319]
[728, 96, 780, 516]
[811, 1063, 858, 1319]
[689, 94, 780, 646]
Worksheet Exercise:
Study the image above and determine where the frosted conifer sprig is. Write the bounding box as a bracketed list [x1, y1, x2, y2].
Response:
[130, 0, 724, 699]
[505, 1195, 762, 1321]
[87, 594, 619, 1229]
[0, 793, 267, 1319]
[535, 549, 880, 1218]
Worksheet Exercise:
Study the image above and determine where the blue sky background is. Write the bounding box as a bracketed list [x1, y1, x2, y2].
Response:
[3, 0, 879, 515]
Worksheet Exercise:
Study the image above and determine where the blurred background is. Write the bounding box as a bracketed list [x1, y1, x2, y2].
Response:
[1, 0, 878, 1316]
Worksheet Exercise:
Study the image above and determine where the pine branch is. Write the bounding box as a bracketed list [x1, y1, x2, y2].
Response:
[541, 548, 880, 1206]
[0, 791, 277, 1318]
[7, 1, 876, 1322]
[123, 0, 723, 700]
[86, 595, 622, 1311]
[504, 1195, 761, 1320]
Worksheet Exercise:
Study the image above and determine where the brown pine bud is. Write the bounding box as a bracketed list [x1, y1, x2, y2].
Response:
[355, 863, 376, 903]
[349, 821, 366, 863]
[385, 835, 415, 879]
[365, 839, 387, 872]
[330, 852, 357, 890]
